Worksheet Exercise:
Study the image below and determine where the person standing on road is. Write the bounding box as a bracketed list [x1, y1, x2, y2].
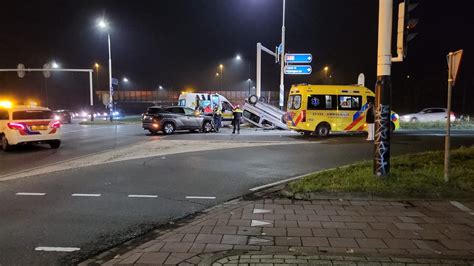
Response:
[212, 106, 222, 133]
[366, 102, 375, 141]
[232, 104, 243, 134]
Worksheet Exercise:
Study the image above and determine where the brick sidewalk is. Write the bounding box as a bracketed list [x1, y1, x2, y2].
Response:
[84, 197, 474, 265]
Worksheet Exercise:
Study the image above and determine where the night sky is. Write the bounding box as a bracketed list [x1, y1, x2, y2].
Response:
[0, 0, 473, 114]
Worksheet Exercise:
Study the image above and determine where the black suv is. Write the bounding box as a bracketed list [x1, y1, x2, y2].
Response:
[142, 106, 213, 135]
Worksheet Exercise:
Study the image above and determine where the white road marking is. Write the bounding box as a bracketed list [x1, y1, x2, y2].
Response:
[185, 196, 216, 200]
[72, 193, 101, 197]
[34, 247, 80, 252]
[128, 194, 158, 198]
[253, 208, 272, 214]
[248, 237, 272, 244]
[450, 201, 474, 215]
[15, 192, 46, 196]
[251, 220, 272, 227]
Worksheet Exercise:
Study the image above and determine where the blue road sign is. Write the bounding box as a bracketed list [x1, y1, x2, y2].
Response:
[284, 65, 312, 75]
[285, 53, 313, 63]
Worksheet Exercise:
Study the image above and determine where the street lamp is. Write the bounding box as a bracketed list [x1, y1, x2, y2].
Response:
[324, 66, 329, 79]
[123, 77, 129, 83]
[97, 18, 113, 121]
[51, 61, 60, 69]
[247, 78, 251, 94]
[235, 54, 241, 61]
[218, 64, 224, 90]
[94, 63, 100, 91]
[159, 85, 163, 90]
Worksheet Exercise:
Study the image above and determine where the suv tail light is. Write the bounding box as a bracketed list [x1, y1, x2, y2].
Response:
[7, 122, 26, 130]
[51, 121, 61, 129]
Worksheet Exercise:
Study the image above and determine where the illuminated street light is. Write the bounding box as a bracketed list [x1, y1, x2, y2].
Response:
[215, 73, 219, 77]
[324, 66, 329, 71]
[159, 85, 164, 90]
[236, 54, 242, 60]
[51, 61, 59, 69]
[97, 18, 114, 121]
[123, 77, 129, 82]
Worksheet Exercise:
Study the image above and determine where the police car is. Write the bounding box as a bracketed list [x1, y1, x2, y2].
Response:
[0, 102, 62, 151]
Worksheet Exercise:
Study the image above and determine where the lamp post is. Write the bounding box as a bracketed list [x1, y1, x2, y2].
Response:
[219, 64, 223, 90]
[279, 0, 286, 110]
[98, 19, 113, 121]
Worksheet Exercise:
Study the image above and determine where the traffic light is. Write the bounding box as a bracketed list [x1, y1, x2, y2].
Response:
[403, 0, 418, 57]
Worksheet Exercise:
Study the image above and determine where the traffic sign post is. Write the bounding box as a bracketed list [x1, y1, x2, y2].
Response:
[284, 65, 312, 75]
[285, 53, 313, 64]
[444, 49, 463, 183]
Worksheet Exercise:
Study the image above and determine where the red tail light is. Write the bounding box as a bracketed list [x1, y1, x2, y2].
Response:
[7, 122, 26, 130]
[51, 121, 61, 129]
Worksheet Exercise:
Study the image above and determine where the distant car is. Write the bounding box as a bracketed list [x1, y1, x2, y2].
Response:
[0, 105, 62, 151]
[142, 106, 213, 135]
[400, 108, 455, 123]
[53, 110, 72, 124]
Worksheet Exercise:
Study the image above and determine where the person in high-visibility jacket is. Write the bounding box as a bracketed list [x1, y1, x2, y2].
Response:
[212, 106, 222, 132]
[232, 105, 243, 134]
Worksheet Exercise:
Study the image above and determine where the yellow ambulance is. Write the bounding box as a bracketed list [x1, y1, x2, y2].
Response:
[285, 84, 400, 137]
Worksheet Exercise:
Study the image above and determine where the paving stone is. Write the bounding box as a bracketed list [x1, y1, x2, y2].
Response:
[356, 238, 387, 248]
[162, 233, 185, 242]
[286, 214, 308, 221]
[188, 243, 206, 253]
[439, 239, 473, 250]
[321, 221, 346, 229]
[312, 228, 339, 237]
[195, 233, 223, 244]
[181, 233, 197, 243]
[383, 239, 416, 249]
[160, 242, 192, 253]
[237, 226, 262, 235]
[338, 229, 365, 238]
[363, 229, 392, 239]
[227, 219, 251, 227]
[294, 209, 316, 215]
[307, 215, 331, 221]
[263, 227, 287, 236]
[297, 220, 322, 228]
[143, 242, 165, 252]
[394, 223, 423, 231]
[275, 236, 302, 246]
[345, 222, 369, 229]
[287, 227, 313, 236]
[204, 243, 233, 252]
[301, 236, 329, 247]
[117, 252, 142, 264]
[164, 252, 196, 264]
[213, 226, 238, 234]
[200, 225, 215, 234]
[331, 216, 354, 222]
[221, 234, 248, 245]
[275, 220, 298, 227]
[263, 214, 285, 220]
[136, 252, 169, 264]
[328, 237, 359, 248]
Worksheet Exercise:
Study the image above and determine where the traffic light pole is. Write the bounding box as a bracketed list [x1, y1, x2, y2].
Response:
[374, 0, 393, 177]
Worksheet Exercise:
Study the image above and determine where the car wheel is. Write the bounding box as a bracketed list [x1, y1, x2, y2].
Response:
[315, 123, 331, 137]
[248, 95, 259, 105]
[410, 117, 418, 123]
[1, 135, 12, 151]
[49, 140, 61, 149]
[203, 121, 212, 133]
[163, 122, 175, 135]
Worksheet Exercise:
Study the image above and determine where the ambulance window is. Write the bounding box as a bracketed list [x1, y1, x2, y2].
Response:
[287, 95, 294, 110]
[178, 99, 186, 106]
[293, 95, 301, 109]
[338, 96, 362, 110]
[307, 95, 336, 110]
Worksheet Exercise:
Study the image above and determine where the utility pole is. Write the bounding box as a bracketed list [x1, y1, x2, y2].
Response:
[374, 0, 393, 177]
[279, 0, 286, 110]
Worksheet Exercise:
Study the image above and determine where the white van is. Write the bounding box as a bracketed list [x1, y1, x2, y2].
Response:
[177, 92, 234, 125]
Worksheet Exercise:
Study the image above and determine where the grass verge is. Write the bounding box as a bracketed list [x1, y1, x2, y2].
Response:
[400, 121, 474, 130]
[288, 146, 474, 199]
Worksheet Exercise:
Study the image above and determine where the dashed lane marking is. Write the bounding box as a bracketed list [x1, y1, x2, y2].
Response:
[450, 201, 474, 216]
[72, 193, 102, 197]
[15, 192, 46, 196]
[128, 194, 158, 198]
[185, 196, 216, 200]
[34, 247, 80, 252]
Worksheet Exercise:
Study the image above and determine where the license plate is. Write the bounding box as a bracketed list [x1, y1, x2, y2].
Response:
[31, 125, 48, 131]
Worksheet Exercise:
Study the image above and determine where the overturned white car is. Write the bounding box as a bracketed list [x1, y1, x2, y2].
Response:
[241, 95, 288, 130]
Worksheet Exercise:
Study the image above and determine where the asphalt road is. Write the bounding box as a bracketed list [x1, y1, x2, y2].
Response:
[0, 123, 473, 265]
